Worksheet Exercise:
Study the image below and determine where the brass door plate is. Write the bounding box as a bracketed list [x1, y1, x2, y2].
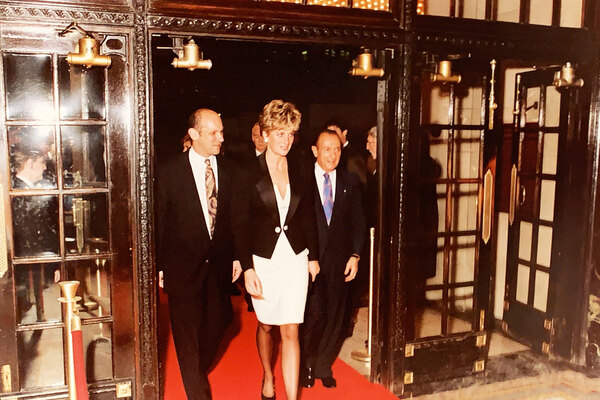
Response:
[116, 381, 132, 398]
[1, 364, 11, 393]
[404, 371, 413, 385]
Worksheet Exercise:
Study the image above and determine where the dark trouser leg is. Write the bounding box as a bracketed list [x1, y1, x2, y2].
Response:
[314, 272, 349, 379]
[168, 294, 212, 400]
[301, 274, 327, 370]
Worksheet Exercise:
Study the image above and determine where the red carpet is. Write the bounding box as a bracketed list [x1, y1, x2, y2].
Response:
[159, 289, 398, 399]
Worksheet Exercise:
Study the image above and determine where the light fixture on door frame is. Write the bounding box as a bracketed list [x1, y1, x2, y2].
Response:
[430, 60, 461, 84]
[553, 62, 584, 88]
[58, 22, 111, 68]
[349, 48, 384, 79]
[169, 37, 212, 71]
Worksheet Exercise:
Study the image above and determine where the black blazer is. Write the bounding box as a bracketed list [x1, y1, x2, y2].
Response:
[155, 152, 234, 295]
[232, 152, 319, 272]
[314, 167, 366, 274]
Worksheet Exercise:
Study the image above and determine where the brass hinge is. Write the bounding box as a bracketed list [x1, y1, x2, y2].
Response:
[116, 381, 132, 398]
[504, 300, 510, 311]
[1, 365, 11, 393]
[544, 319, 553, 331]
[476, 333, 487, 347]
[542, 342, 550, 354]
[405, 343, 414, 357]
[404, 371, 414, 385]
[479, 310, 486, 331]
[474, 359, 485, 372]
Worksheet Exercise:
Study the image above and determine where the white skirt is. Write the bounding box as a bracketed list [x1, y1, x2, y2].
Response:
[252, 233, 309, 326]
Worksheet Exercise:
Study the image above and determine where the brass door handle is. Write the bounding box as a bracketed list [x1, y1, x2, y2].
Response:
[519, 185, 526, 206]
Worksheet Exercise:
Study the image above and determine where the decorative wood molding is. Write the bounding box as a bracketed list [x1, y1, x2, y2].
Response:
[0, 4, 132, 25]
[148, 15, 402, 44]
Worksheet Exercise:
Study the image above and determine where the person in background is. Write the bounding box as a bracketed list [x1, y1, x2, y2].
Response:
[326, 119, 367, 187]
[301, 129, 366, 389]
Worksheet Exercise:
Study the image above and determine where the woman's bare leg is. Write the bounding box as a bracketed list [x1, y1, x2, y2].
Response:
[257, 322, 275, 397]
[280, 324, 300, 400]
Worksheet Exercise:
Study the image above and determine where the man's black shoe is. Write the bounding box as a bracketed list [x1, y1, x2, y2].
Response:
[300, 368, 314, 388]
[320, 376, 336, 388]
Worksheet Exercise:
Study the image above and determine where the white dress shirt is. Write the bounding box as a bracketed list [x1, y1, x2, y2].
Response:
[314, 162, 336, 205]
[188, 148, 218, 238]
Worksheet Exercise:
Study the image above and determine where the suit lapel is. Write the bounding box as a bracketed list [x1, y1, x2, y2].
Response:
[329, 169, 346, 226]
[256, 153, 279, 224]
[285, 161, 302, 225]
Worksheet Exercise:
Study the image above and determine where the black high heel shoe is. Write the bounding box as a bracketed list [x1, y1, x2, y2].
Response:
[261, 378, 275, 400]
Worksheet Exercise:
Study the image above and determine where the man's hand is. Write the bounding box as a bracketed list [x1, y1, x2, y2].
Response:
[232, 260, 242, 282]
[308, 260, 320, 282]
[158, 270, 164, 289]
[244, 269, 263, 298]
[344, 257, 359, 282]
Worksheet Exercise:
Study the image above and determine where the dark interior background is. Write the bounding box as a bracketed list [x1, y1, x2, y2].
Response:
[151, 35, 377, 164]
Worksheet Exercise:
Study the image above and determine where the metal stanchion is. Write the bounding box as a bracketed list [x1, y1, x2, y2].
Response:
[58, 281, 89, 400]
[351, 227, 375, 363]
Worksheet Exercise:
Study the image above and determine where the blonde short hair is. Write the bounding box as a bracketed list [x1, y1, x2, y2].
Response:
[258, 100, 301, 134]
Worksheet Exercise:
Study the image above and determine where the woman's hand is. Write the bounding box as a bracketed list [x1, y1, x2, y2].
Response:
[308, 260, 320, 282]
[244, 268, 263, 298]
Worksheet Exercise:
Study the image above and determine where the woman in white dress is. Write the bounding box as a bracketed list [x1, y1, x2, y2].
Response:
[233, 100, 320, 400]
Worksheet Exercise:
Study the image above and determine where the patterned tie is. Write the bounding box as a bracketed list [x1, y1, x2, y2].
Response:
[205, 159, 217, 236]
[323, 172, 333, 225]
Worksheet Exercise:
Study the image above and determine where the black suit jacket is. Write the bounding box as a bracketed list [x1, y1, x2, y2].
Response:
[155, 152, 234, 296]
[340, 143, 367, 187]
[314, 167, 366, 274]
[232, 152, 319, 271]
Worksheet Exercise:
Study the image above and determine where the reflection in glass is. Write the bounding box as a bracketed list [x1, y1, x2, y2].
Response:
[15, 263, 62, 325]
[59, 57, 106, 120]
[62, 126, 107, 188]
[82, 323, 113, 382]
[17, 328, 64, 390]
[454, 130, 480, 179]
[453, 184, 478, 231]
[8, 126, 56, 189]
[66, 259, 111, 319]
[64, 193, 109, 254]
[448, 287, 473, 334]
[449, 235, 476, 284]
[416, 289, 443, 338]
[12, 195, 60, 258]
[4, 53, 54, 120]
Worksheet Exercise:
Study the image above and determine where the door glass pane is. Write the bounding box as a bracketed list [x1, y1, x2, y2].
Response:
[449, 286, 473, 334]
[450, 235, 476, 283]
[524, 87, 540, 123]
[516, 264, 530, 304]
[529, 0, 552, 26]
[66, 259, 111, 319]
[424, 84, 451, 124]
[519, 221, 532, 261]
[426, 237, 444, 286]
[18, 328, 65, 389]
[12, 195, 60, 258]
[533, 270, 549, 312]
[537, 225, 553, 268]
[539, 180, 556, 221]
[437, 184, 447, 232]
[454, 130, 480, 179]
[430, 130, 448, 179]
[497, 0, 520, 22]
[64, 193, 109, 255]
[454, 86, 482, 125]
[560, 0, 583, 28]
[82, 323, 113, 382]
[4, 54, 54, 120]
[461, 0, 485, 19]
[61, 126, 107, 188]
[419, 289, 443, 338]
[15, 263, 61, 325]
[425, 0, 450, 16]
[58, 56, 106, 120]
[453, 183, 478, 231]
[8, 126, 56, 190]
[542, 133, 558, 175]
[545, 86, 561, 127]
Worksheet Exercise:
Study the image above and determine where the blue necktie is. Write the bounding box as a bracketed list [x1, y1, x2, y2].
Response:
[323, 172, 333, 225]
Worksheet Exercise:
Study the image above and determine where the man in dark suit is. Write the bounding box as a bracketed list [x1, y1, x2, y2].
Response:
[326, 120, 367, 188]
[301, 129, 366, 389]
[156, 108, 241, 400]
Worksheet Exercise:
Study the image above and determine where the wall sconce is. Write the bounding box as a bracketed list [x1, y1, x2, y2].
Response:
[171, 38, 212, 71]
[59, 22, 111, 68]
[350, 49, 384, 79]
[553, 62, 583, 88]
[430, 60, 461, 84]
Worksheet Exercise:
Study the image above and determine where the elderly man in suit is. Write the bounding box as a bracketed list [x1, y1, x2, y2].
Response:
[156, 108, 241, 400]
[301, 129, 366, 389]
